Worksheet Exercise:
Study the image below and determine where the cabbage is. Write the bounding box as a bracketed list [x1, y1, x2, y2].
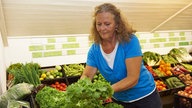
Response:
[0, 83, 34, 108]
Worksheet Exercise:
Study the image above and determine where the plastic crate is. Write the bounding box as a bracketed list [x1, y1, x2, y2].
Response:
[41, 77, 68, 86]
[155, 78, 172, 97]
[174, 93, 192, 108]
[67, 75, 81, 85]
[159, 89, 172, 97]
[40, 65, 69, 85]
[160, 76, 186, 94]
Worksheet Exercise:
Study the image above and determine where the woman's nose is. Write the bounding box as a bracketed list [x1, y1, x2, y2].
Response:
[100, 25, 106, 31]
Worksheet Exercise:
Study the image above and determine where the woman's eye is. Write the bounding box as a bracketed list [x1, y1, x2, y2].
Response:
[105, 23, 110, 26]
[97, 23, 101, 26]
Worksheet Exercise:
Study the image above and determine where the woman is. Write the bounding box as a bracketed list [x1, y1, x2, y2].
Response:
[81, 3, 162, 108]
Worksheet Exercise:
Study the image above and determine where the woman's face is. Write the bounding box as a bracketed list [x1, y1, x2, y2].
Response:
[95, 12, 116, 41]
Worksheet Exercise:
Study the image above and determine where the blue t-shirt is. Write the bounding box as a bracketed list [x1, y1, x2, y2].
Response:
[86, 35, 155, 102]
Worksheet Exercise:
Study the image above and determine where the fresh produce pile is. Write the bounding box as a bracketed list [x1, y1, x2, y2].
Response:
[171, 65, 190, 75]
[35, 78, 123, 108]
[178, 74, 192, 86]
[145, 65, 158, 77]
[143, 47, 192, 101]
[155, 79, 167, 91]
[143, 51, 162, 66]
[7, 62, 41, 88]
[180, 63, 192, 72]
[161, 54, 179, 64]
[50, 81, 67, 91]
[6, 63, 23, 81]
[39, 65, 63, 81]
[63, 63, 85, 77]
[177, 85, 192, 108]
[0, 83, 34, 108]
[165, 77, 185, 89]
[143, 47, 192, 66]
[168, 47, 192, 63]
[154, 60, 172, 77]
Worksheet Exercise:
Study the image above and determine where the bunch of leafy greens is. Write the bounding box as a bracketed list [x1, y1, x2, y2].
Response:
[35, 86, 66, 108]
[6, 63, 23, 73]
[35, 78, 123, 108]
[143, 51, 162, 66]
[168, 47, 192, 63]
[7, 62, 41, 87]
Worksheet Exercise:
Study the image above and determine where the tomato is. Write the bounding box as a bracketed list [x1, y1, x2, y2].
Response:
[51, 84, 56, 88]
[55, 81, 59, 85]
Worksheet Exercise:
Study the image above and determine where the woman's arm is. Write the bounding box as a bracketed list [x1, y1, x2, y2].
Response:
[80, 65, 97, 80]
[111, 56, 142, 92]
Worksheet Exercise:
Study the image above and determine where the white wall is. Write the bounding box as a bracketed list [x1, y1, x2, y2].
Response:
[4, 31, 192, 67]
[0, 33, 6, 94]
[5, 35, 89, 67]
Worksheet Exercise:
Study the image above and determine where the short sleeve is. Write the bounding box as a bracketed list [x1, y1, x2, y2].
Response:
[124, 35, 142, 58]
[86, 44, 98, 68]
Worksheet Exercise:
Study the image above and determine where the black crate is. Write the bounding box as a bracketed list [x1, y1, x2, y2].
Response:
[22, 93, 39, 108]
[155, 78, 172, 97]
[174, 93, 192, 108]
[159, 89, 172, 97]
[41, 77, 68, 86]
[29, 94, 40, 108]
[40, 65, 69, 85]
[160, 76, 186, 96]
[67, 75, 81, 85]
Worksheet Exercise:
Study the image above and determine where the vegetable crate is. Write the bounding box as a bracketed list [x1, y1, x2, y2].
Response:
[23, 94, 39, 108]
[62, 63, 85, 85]
[174, 93, 192, 108]
[160, 76, 186, 94]
[154, 77, 172, 97]
[67, 75, 81, 85]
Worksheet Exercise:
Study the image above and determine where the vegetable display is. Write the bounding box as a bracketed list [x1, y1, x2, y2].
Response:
[35, 78, 123, 108]
[4, 47, 192, 107]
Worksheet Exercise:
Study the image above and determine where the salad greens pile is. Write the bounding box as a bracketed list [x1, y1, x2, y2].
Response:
[35, 78, 123, 108]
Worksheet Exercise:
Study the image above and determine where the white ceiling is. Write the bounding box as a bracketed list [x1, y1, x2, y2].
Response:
[0, 0, 192, 37]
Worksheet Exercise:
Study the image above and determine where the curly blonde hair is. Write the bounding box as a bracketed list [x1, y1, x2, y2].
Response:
[90, 3, 136, 44]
